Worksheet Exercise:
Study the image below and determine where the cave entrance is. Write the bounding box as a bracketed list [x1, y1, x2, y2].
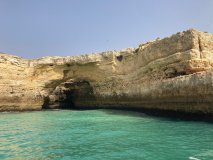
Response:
[43, 80, 95, 109]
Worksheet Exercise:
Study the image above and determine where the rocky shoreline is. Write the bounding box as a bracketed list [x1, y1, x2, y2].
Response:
[1, 29, 213, 115]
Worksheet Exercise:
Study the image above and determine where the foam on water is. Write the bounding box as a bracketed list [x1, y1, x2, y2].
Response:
[189, 156, 201, 160]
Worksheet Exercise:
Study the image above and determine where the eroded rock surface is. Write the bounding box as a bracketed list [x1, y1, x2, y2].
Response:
[1, 29, 213, 114]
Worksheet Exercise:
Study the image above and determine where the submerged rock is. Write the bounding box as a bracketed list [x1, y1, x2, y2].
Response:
[1, 29, 213, 114]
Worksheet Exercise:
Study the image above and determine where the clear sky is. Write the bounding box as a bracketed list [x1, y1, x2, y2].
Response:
[0, 0, 213, 59]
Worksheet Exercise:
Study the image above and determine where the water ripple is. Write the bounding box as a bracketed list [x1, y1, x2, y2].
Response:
[0, 110, 213, 160]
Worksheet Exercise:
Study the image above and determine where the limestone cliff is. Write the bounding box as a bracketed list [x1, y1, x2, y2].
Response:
[1, 29, 213, 114]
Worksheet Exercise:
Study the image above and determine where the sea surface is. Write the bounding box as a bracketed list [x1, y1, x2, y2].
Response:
[0, 110, 213, 160]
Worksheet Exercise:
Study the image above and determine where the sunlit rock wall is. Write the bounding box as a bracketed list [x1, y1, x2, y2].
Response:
[1, 29, 213, 114]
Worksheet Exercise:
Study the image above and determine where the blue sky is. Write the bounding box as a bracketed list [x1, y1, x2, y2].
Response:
[0, 0, 212, 59]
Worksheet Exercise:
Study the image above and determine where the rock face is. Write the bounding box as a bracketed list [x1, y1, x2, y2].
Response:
[1, 29, 213, 114]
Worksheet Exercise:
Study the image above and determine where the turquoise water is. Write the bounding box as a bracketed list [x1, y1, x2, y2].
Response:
[0, 110, 213, 160]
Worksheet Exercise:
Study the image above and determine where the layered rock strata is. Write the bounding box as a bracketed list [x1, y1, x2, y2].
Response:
[1, 29, 213, 114]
